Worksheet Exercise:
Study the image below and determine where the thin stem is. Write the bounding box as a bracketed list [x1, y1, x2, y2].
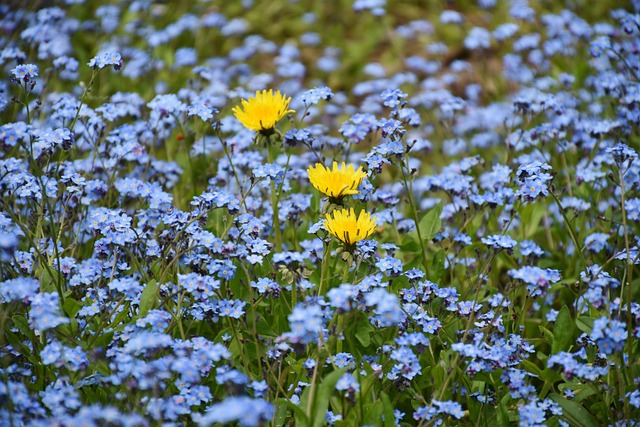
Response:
[616, 165, 633, 336]
[399, 160, 429, 273]
[550, 190, 587, 271]
[267, 146, 283, 252]
[318, 239, 331, 296]
[69, 69, 98, 131]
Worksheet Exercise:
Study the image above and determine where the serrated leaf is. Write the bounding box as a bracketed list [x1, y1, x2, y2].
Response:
[417, 203, 442, 242]
[552, 305, 574, 354]
[549, 393, 598, 427]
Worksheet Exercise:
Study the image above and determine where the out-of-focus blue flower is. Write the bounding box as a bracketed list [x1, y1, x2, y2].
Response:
[300, 87, 333, 104]
[192, 396, 274, 427]
[590, 316, 627, 355]
[353, 0, 386, 16]
[335, 372, 360, 392]
[29, 292, 68, 332]
[87, 51, 123, 70]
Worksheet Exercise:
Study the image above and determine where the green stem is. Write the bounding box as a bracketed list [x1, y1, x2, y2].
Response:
[318, 240, 331, 296]
[400, 160, 429, 273]
[550, 191, 587, 271]
[267, 147, 283, 252]
[341, 260, 350, 284]
[617, 166, 634, 357]
[436, 253, 496, 402]
[69, 69, 97, 131]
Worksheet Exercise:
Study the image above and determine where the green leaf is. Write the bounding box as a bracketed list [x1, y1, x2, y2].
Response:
[522, 202, 547, 238]
[573, 386, 596, 403]
[362, 400, 383, 426]
[576, 316, 594, 334]
[62, 297, 83, 318]
[538, 325, 554, 343]
[273, 401, 295, 427]
[381, 393, 396, 427]
[5, 330, 32, 359]
[355, 320, 374, 347]
[11, 315, 32, 337]
[138, 280, 158, 317]
[256, 316, 278, 337]
[521, 359, 543, 376]
[552, 305, 575, 354]
[497, 394, 511, 426]
[417, 203, 442, 242]
[312, 368, 347, 427]
[431, 249, 446, 284]
[549, 393, 598, 427]
[399, 238, 420, 253]
[93, 331, 115, 349]
[275, 398, 309, 427]
[540, 368, 562, 384]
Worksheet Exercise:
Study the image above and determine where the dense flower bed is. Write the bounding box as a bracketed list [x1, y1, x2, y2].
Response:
[1, 1, 639, 426]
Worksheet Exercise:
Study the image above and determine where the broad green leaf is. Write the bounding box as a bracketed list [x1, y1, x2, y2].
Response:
[273, 401, 298, 427]
[362, 400, 384, 425]
[521, 359, 543, 376]
[552, 305, 574, 354]
[138, 280, 158, 317]
[497, 394, 511, 426]
[381, 393, 396, 427]
[549, 393, 598, 427]
[93, 331, 115, 349]
[256, 316, 278, 337]
[576, 316, 594, 334]
[573, 386, 596, 403]
[11, 315, 32, 337]
[5, 331, 32, 359]
[63, 297, 83, 318]
[312, 368, 347, 427]
[538, 325, 554, 343]
[417, 202, 442, 242]
[399, 238, 420, 253]
[355, 320, 374, 347]
[431, 249, 446, 284]
[540, 368, 562, 384]
[522, 202, 547, 238]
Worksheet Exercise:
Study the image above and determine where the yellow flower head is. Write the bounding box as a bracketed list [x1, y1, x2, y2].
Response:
[232, 89, 295, 132]
[324, 208, 376, 246]
[307, 162, 367, 199]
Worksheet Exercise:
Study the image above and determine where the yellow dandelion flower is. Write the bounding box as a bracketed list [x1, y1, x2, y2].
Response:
[232, 89, 295, 132]
[307, 162, 367, 199]
[324, 208, 376, 246]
